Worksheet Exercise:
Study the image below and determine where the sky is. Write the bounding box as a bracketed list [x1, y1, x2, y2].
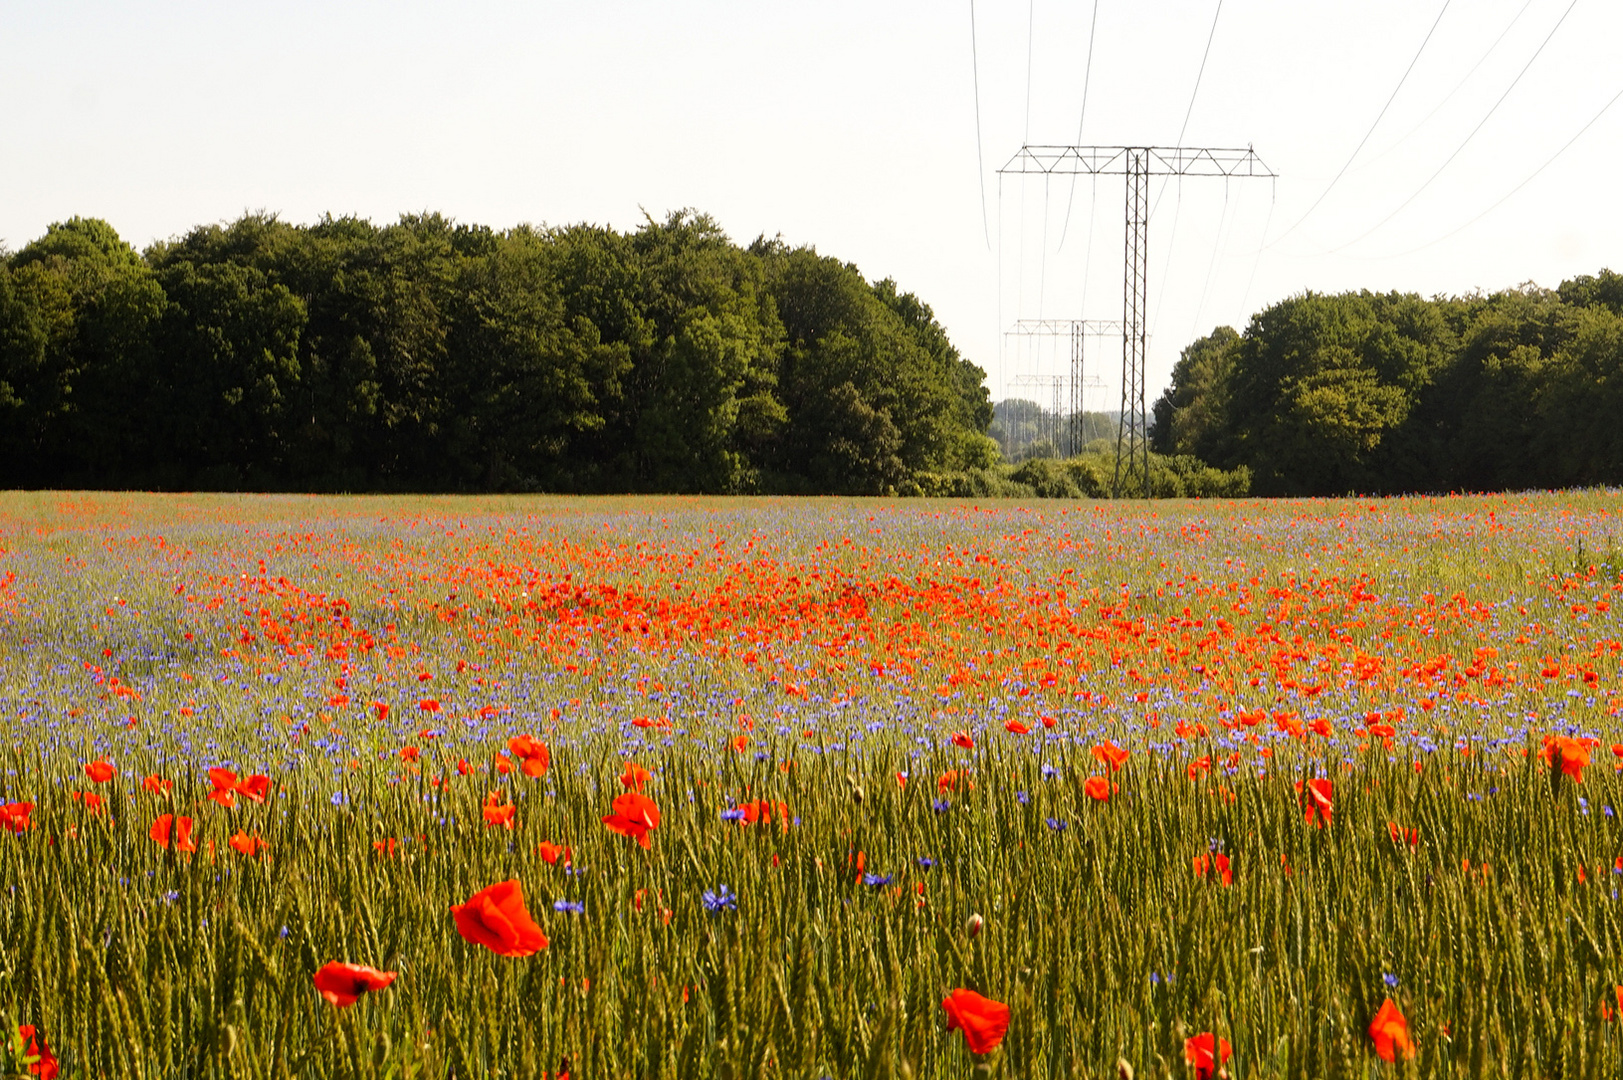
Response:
[3, 0, 1620, 409]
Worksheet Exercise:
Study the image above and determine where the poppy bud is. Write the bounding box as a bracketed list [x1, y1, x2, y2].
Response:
[966, 913, 983, 939]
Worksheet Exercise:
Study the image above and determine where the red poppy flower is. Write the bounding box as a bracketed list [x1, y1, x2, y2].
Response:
[312, 961, 398, 1008]
[17, 1023, 58, 1080]
[1369, 998, 1415, 1062]
[941, 988, 1010, 1054]
[508, 735, 550, 778]
[228, 831, 268, 858]
[142, 774, 172, 799]
[951, 731, 975, 750]
[418, 698, 441, 713]
[1193, 852, 1232, 886]
[602, 792, 661, 848]
[1003, 719, 1032, 735]
[0, 801, 34, 833]
[148, 814, 198, 853]
[207, 768, 238, 808]
[1386, 822, 1419, 849]
[618, 761, 651, 791]
[451, 879, 549, 956]
[536, 841, 572, 865]
[483, 792, 518, 830]
[84, 760, 115, 784]
[1084, 776, 1110, 802]
[1183, 1032, 1232, 1080]
[1540, 734, 1593, 783]
[237, 774, 271, 803]
[1297, 778, 1333, 827]
[1090, 742, 1130, 772]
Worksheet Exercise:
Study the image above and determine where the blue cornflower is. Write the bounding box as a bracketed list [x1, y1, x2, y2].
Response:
[1015, 791, 1030, 805]
[1046, 817, 1067, 832]
[553, 900, 585, 914]
[702, 885, 737, 912]
[1383, 972, 1399, 988]
[932, 799, 950, 814]
[719, 808, 746, 821]
[862, 873, 893, 887]
[1041, 763, 1059, 780]
[916, 856, 935, 869]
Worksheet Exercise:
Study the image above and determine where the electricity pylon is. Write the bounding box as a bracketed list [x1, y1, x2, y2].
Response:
[999, 146, 1274, 496]
[1004, 319, 1117, 455]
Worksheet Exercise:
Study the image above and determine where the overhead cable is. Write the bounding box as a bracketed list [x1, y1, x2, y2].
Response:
[1331, 0, 1581, 253]
[1269, 0, 1453, 247]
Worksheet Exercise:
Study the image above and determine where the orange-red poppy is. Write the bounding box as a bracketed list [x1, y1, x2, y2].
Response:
[0, 801, 34, 833]
[1183, 1033, 1232, 1080]
[536, 841, 572, 865]
[84, 760, 115, 784]
[602, 792, 661, 848]
[1297, 778, 1333, 827]
[17, 1023, 58, 1080]
[508, 735, 550, 778]
[618, 761, 651, 791]
[1540, 734, 1593, 783]
[451, 879, 548, 956]
[228, 831, 268, 858]
[1003, 719, 1032, 735]
[1193, 852, 1232, 886]
[237, 774, 271, 803]
[207, 768, 238, 808]
[149, 814, 197, 853]
[312, 961, 398, 1008]
[1084, 776, 1110, 802]
[1090, 742, 1130, 772]
[951, 731, 975, 750]
[1369, 998, 1415, 1062]
[1386, 822, 1419, 850]
[941, 988, 1010, 1054]
[142, 774, 172, 799]
[483, 792, 518, 830]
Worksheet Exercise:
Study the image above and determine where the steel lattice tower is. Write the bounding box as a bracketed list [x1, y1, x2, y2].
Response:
[998, 145, 1274, 496]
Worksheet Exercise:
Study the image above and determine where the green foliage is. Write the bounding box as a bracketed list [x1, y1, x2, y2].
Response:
[0, 214, 992, 495]
[1154, 274, 1623, 494]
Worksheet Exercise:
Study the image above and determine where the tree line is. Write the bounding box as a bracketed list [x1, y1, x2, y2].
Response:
[1152, 272, 1623, 496]
[0, 212, 997, 494]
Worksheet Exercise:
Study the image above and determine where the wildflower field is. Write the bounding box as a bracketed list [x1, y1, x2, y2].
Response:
[0, 490, 1621, 1079]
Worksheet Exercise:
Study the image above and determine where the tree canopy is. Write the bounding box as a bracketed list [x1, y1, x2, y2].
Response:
[0, 213, 993, 494]
[1151, 275, 1623, 495]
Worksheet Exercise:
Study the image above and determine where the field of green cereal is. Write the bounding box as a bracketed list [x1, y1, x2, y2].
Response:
[0, 489, 1620, 1078]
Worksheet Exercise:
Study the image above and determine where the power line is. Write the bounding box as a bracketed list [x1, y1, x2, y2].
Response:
[969, 0, 991, 249]
[1175, 0, 1223, 148]
[1358, 0, 1536, 173]
[1147, 0, 1224, 344]
[1023, 0, 1036, 145]
[1057, 0, 1101, 250]
[1331, 0, 1581, 253]
[1268, 0, 1453, 247]
[1378, 78, 1623, 258]
[1237, 183, 1277, 322]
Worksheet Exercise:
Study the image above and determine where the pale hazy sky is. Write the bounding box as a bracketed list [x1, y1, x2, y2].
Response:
[4, 1, 1620, 407]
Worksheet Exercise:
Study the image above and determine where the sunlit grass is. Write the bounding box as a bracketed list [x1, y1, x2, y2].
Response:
[0, 489, 1619, 1077]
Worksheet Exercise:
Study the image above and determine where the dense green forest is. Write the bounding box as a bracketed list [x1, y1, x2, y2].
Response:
[0, 213, 998, 494]
[1151, 273, 1623, 495]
